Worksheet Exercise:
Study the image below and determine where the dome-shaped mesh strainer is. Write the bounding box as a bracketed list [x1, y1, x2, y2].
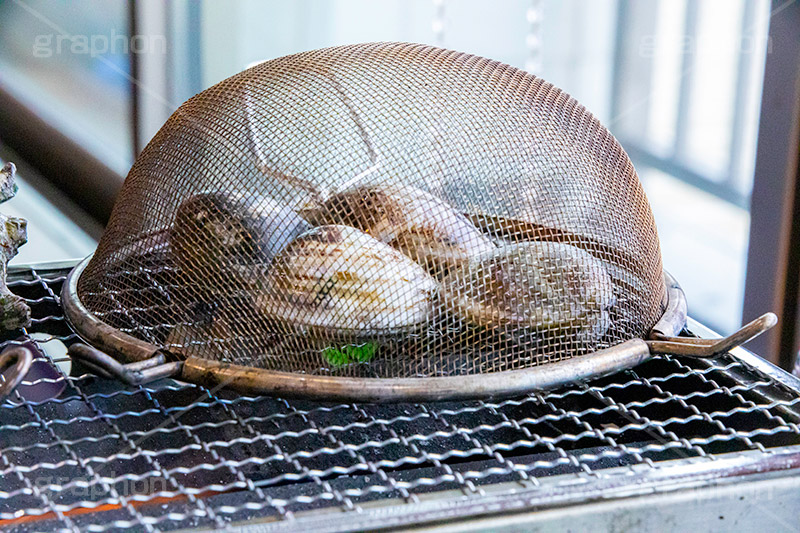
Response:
[58, 43, 774, 402]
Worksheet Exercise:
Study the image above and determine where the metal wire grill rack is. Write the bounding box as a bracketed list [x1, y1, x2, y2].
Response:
[2, 262, 800, 532]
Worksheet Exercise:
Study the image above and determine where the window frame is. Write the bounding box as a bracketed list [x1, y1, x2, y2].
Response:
[741, 0, 800, 369]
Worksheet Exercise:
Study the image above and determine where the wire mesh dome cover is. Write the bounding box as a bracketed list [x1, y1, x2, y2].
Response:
[71, 42, 665, 384]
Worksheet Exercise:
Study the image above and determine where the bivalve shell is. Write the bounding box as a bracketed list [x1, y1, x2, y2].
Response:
[170, 191, 311, 292]
[257, 225, 439, 337]
[303, 184, 496, 275]
[440, 241, 615, 341]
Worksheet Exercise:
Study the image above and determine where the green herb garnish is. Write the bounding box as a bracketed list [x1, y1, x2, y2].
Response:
[323, 342, 378, 367]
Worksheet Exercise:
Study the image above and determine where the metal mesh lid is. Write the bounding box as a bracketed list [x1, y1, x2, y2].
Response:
[75, 42, 664, 378]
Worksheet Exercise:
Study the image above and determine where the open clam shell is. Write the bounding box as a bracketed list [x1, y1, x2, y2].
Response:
[303, 184, 495, 275]
[440, 241, 615, 342]
[256, 225, 439, 338]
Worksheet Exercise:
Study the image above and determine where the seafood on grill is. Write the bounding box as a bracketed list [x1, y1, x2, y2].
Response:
[301, 183, 616, 342]
[170, 192, 439, 339]
[253, 224, 438, 337]
[302, 184, 496, 276]
[164, 300, 282, 362]
[164, 301, 383, 369]
[440, 241, 615, 342]
[169, 186, 616, 346]
[170, 191, 311, 292]
[164, 303, 239, 360]
[464, 212, 565, 243]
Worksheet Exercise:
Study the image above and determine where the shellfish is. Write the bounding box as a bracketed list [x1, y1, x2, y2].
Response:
[439, 241, 615, 341]
[254, 224, 439, 337]
[170, 191, 311, 292]
[302, 184, 496, 275]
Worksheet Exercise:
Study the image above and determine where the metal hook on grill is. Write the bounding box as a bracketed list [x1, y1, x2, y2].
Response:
[68, 343, 182, 386]
[646, 312, 778, 358]
[0, 346, 33, 401]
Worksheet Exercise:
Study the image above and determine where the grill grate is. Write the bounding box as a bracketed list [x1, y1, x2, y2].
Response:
[1, 263, 800, 532]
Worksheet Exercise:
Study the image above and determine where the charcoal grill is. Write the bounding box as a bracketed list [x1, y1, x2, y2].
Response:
[1, 260, 799, 532]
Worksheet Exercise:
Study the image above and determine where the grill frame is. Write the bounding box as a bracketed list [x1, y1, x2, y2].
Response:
[1, 261, 799, 532]
[250, 445, 800, 533]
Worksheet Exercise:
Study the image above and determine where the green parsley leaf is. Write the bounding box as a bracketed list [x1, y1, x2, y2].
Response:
[322, 342, 378, 367]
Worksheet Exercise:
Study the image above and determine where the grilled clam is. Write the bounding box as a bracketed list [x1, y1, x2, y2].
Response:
[303, 184, 496, 275]
[440, 241, 615, 341]
[464, 212, 564, 243]
[255, 225, 438, 337]
[170, 191, 310, 292]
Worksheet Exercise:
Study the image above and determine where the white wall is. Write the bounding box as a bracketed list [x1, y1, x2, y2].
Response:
[199, 0, 619, 124]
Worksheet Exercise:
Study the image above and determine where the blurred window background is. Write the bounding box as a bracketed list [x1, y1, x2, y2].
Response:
[0, 0, 797, 362]
[0, 0, 133, 176]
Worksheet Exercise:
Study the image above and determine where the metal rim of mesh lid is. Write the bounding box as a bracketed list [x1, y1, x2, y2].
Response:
[59, 256, 777, 402]
[60, 255, 691, 402]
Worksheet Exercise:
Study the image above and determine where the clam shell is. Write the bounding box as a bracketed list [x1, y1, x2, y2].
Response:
[464, 212, 565, 243]
[303, 184, 495, 275]
[440, 241, 615, 340]
[465, 212, 642, 268]
[256, 225, 438, 337]
[170, 191, 310, 290]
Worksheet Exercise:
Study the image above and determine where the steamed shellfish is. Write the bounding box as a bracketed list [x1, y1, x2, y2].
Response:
[255, 225, 438, 337]
[303, 184, 495, 275]
[440, 241, 615, 340]
[170, 191, 310, 291]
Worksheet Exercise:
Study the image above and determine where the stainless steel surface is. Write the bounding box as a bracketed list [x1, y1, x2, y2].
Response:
[1, 262, 799, 532]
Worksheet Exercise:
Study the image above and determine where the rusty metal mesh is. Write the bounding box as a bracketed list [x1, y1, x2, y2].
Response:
[76, 43, 664, 377]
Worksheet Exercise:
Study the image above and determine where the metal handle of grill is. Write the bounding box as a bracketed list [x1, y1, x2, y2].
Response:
[646, 312, 778, 357]
[0, 346, 33, 400]
[646, 272, 777, 357]
[67, 343, 182, 386]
